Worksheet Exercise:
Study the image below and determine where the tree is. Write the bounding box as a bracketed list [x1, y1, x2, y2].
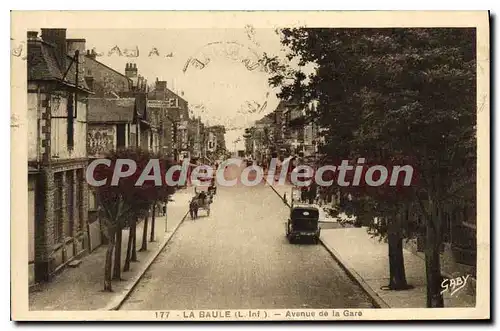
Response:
[139, 214, 150, 252]
[93, 148, 175, 291]
[150, 203, 157, 242]
[268, 28, 476, 306]
[123, 205, 148, 272]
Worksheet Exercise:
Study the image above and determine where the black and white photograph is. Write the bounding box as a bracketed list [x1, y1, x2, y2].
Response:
[10, 11, 489, 321]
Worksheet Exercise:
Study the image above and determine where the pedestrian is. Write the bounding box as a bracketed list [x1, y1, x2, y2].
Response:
[301, 186, 308, 203]
[308, 180, 318, 205]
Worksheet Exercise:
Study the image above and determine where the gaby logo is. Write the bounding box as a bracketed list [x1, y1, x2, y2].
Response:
[440, 275, 470, 296]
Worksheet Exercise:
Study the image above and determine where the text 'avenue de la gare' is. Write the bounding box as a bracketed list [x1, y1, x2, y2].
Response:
[156, 310, 364, 319]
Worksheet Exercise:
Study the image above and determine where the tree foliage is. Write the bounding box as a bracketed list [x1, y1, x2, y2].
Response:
[268, 28, 476, 306]
[93, 147, 176, 291]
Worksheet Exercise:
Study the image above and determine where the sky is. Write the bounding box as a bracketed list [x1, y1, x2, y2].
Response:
[67, 28, 289, 151]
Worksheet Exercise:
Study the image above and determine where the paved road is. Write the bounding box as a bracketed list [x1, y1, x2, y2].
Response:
[120, 164, 374, 310]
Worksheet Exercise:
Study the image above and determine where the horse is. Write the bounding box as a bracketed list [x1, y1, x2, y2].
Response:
[189, 197, 199, 220]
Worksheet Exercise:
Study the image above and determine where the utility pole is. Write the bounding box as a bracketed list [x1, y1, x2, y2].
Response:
[173, 120, 178, 162]
[62, 49, 80, 150]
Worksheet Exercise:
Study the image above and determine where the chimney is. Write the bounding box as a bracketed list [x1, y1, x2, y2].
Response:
[125, 63, 138, 78]
[66, 39, 86, 87]
[85, 49, 97, 60]
[155, 80, 167, 91]
[27, 31, 38, 40]
[41, 29, 67, 70]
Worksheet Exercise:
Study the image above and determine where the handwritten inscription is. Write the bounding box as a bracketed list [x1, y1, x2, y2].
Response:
[11, 39, 27, 60]
[182, 41, 263, 74]
[245, 24, 260, 46]
[12, 38, 175, 60]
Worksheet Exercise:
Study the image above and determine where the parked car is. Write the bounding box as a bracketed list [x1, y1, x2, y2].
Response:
[286, 205, 321, 244]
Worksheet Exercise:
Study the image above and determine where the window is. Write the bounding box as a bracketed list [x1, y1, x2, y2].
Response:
[116, 124, 126, 149]
[53, 173, 64, 243]
[88, 189, 98, 212]
[130, 132, 137, 147]
[65, 171, 74, 238]
[75, 170, 83, 231]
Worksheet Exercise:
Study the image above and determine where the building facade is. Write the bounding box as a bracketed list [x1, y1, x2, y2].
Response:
[84, 58, 153, 250]
[188, 116, 205, 159]
[28, 29, 91, 285]
[148, 80, 190, 160]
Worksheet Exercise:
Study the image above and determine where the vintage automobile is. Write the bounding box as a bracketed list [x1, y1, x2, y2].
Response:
[286, 205, 321, 244]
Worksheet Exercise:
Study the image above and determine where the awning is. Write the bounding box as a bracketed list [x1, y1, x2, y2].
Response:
[87, 98, 135, 123]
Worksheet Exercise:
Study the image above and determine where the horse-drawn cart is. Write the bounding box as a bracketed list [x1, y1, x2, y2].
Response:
[189, 187, 214, 220]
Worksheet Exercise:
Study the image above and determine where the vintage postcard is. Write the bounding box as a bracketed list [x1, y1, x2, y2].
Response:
[11, 11, 490, 321]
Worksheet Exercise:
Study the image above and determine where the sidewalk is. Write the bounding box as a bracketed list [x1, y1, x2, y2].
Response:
[269, 184, 475, 308]
[29, 189, 193, 311]
[320, 228, 476, 308]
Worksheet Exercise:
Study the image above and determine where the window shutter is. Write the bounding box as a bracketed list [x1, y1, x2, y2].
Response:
[67, 93, 74, 151]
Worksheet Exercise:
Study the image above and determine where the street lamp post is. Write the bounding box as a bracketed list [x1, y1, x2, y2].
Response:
[163, 112, 180, 233]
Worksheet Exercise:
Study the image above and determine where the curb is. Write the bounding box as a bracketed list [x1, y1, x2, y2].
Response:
[269, 184, 390, 309]
[268, 183, 291, 208]
[319, 238, 390, 309]
[103, 208, 190, 311]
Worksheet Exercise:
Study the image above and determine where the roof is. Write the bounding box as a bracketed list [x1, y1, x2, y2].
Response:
[148, 88, 189, 109]
[291, 205, 320, 212]
[27, 40, 90, 92]
[256, 114, 273, 125]
[87, 98, 135, 123]
[85, 56, 131, 84]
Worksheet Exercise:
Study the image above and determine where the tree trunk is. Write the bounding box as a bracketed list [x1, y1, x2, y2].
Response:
[139, 213, 149, 252]
[387, 229, 409, 290]
[150, 203, 156, 242]
[131, 217, 138, 262]
[112, 228, 123, 280]
[103, 228, 115, 292]
[379, 214, 410, 291]
[123, 223, 133, 272]
[425, 198, 444, 308]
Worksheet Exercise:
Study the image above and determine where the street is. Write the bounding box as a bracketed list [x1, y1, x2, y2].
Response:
[119, 165, 374, 310]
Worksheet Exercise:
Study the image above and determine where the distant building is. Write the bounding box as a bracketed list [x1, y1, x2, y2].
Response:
[188, 116, 204, 159]
[281, 100, 320, 161]
[83, 56, 151, 251]
[118, 62, 153, 152]
[148, 79, 189, 160]
[208, 125, 227, 158]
